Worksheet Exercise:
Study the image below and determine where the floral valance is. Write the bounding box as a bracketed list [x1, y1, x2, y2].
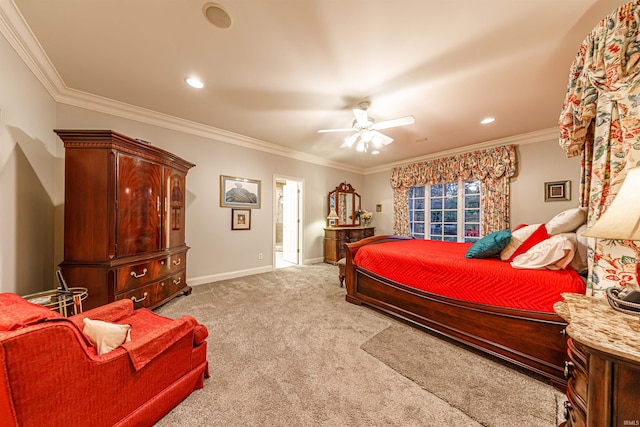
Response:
[390, 144, 517, 236]
[558, 0, 640, 158]
[390, 144, 517, 189]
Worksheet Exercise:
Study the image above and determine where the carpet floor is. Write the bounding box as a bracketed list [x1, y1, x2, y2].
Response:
[154, 263, 564, 426]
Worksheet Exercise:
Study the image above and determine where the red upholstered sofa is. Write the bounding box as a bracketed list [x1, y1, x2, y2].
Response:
[0, 293, 209, 427]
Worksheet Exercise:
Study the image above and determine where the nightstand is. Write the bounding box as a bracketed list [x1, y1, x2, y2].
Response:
[555, 293, 640, 426]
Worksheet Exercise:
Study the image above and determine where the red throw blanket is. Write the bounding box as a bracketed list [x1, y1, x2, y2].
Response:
[354, 239, 586, 313]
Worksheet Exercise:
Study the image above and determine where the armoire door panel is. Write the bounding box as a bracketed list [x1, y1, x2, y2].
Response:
[165, 167, 186, 249]
[117, 154, 163, 257]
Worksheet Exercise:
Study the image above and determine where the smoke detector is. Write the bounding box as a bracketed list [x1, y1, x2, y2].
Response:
[203, 3, 232, 29]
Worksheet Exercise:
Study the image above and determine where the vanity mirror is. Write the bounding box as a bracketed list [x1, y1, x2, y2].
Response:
[324, 182, 374, 264]
[328, 183, 361, 227]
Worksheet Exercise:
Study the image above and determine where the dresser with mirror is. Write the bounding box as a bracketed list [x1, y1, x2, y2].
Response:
[324, 183, 375, 264]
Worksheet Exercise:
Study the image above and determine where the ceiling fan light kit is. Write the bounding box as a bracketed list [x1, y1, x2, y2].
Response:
[318, 101, 415, 154]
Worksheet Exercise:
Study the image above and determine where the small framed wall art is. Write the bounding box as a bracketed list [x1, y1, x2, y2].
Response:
[231, 208, 251, 230]
[220, 175, 261, 208]
[544, 180, 571, 202]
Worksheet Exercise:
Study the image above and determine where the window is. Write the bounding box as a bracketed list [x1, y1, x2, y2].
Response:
[409, 180, 481, 243]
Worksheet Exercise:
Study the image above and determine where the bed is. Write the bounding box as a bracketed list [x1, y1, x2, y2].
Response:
[344, 233, 587, 390]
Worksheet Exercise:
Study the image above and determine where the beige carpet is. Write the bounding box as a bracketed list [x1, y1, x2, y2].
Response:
[362, 323, 564, 427]
[154, 263, 564, 426]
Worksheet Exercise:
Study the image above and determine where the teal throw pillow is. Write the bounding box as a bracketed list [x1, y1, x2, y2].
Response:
[465, 229, 512, 259]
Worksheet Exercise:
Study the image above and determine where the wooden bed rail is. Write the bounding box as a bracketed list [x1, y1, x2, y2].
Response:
[344, 235, 412, 302]
[342, 234, 569, 391]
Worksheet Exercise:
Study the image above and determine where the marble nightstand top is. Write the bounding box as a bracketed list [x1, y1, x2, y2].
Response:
[554, 292, 640, 364]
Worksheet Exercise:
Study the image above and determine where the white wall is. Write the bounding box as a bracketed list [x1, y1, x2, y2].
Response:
[363, 137, 582, 236]
[55, 104, 364, 284]
[510, 139, 581, 225]
[0, 31, 60, 294]
[363, 171, 395, 235]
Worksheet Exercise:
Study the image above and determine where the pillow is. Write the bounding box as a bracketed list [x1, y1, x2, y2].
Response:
[569, 224, 589, 274]
[546, 207, 587, 235]
[83, 318, 131, 356]
[511, 233, 576, 270]
[511, 223, 528, 232]
[500, 224, 549, 262]
[465, 229, 511, 259]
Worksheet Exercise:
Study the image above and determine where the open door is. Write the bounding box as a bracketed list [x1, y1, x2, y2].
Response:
[282, 179, 299, 265]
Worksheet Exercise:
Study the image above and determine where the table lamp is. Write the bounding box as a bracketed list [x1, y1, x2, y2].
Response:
[582, 166, 640, 281]
[327, 209, 339, 227]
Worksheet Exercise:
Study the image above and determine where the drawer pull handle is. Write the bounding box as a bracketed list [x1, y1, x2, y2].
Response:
[173, 277, 181, 285]
[564, 361, 574, 379]
[172, 258, 181, 266]
[130, 268, 148, 279]
[560, 328, 566, 336]
[131, 292, 148, 303]
[563, 400, 573, 421]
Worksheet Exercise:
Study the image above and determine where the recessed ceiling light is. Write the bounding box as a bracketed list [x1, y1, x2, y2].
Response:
[185, 77, 204, 89]
[481, 117, 495, 125]
[371, 150, 380, 155]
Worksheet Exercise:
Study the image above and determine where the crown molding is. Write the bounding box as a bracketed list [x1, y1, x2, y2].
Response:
[363, 127, 560, 175]
[0, 0, 64, 97]
[55, 87, 364, 173]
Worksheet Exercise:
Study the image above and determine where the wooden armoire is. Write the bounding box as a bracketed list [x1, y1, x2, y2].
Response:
[56, 129, 195, 311]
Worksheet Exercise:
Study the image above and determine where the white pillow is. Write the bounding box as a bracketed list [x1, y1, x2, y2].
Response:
[83, 317, 131, 356]
[546, 207, 587, 235]
[500, 224, 543, 261]
[510, 233, 576, 270]
[569, 224, 589, 274]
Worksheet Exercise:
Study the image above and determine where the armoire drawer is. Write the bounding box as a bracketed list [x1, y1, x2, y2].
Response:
[115, 259, 167, 293]
[168, 252, 186, 274]
[115, 271, 186, 309]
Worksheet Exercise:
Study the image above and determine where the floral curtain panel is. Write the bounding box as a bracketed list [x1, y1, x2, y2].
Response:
[559, 0, 640, 296]
[390, 145, 517, 236]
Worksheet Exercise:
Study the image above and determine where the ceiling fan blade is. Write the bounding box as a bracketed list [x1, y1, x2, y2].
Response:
[372, 115, 415, 130]
[370, 130, 394, 146]
[317, 127, 355, 133]
[353, 108, 369, 126]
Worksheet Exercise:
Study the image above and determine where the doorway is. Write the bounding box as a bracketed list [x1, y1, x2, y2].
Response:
[274, 175, 303, 269]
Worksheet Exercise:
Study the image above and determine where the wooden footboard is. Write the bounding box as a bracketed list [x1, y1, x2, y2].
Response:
[344, 235, 568, 391]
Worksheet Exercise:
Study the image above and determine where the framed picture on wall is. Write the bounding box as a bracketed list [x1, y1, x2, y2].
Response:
[220, 175, 261, 208]
[231, 209, 251, 230]
[544, 180, 571, 202]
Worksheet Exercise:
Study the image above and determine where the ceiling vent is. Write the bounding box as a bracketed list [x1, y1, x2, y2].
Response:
[203, 3, 232, 29]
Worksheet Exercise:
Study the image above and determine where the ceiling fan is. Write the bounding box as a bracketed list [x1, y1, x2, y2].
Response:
[317, 101, 415, 153]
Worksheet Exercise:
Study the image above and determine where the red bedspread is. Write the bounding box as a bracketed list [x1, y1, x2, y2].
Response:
[354, 239, 586, 313]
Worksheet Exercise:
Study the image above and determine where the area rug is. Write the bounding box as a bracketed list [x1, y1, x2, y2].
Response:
[361, 323, 565, 427]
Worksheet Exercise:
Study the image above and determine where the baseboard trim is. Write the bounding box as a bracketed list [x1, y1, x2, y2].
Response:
[188, 266, 273, 286]
[188, 259, 327, 286]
